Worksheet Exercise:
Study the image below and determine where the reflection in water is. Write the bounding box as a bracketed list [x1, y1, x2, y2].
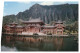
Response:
[1, 35, 78, 51]
[53, 37, 63, 51]
[1, 46, 17, 51]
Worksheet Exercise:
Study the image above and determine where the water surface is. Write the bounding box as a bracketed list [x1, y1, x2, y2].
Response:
[1, 35, 78, 51]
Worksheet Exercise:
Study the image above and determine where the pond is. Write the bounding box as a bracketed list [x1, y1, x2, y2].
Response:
[1, 35, 78, 51]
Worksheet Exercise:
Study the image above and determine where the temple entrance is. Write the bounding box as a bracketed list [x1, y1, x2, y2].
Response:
[29, 26, 35, 33]
[57, 31, 62, 35]
[28, 26, 40, 33]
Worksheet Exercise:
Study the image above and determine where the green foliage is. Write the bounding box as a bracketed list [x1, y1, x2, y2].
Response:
[2, 27, 6, 33]
[33, 33, 39, 35]
[65, 21, 78, 34]
[3, 15, 16, 25]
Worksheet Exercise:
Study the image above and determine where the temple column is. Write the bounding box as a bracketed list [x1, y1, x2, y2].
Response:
[62, 31, 63, 35]
[56, 29, 57, 35]
[40, 27, 41, 32]
[29, 27, 30, 33]
[35, 27, 36, 33]
[39, 27, 41, 32]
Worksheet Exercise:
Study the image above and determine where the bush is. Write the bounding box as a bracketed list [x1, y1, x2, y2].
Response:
[33, 33, 38, 35]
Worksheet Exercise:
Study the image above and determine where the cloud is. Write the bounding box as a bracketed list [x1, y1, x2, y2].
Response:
[40, 1, 54, 5]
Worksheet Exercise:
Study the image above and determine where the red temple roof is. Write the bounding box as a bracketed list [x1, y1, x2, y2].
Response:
[22, 18, 44, 25]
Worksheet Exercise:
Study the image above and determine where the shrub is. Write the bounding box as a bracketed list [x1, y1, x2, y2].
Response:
[33, 33, 38, 35]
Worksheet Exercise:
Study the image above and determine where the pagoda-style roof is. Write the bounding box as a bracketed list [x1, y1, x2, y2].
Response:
[22, 18, 44, 25]
[9, 22, 18, 25]
[7, 25, 23, 28]
[54, 24, 65, 28]
[55, 20, 63, 24]
[42, 26, 54, 28]
[9, 26, 15, 28]
[16, 25, 23, 28]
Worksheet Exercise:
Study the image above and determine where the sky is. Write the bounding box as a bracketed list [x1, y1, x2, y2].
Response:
[3, 1, 78, 16]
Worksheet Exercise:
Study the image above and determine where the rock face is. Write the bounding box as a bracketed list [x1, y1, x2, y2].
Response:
[3, 4, 78, 24]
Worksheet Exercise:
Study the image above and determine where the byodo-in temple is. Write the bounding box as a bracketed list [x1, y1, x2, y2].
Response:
[3, 18, 65, 35]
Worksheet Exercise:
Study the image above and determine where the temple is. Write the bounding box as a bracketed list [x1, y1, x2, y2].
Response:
[3, 18, 65, 35]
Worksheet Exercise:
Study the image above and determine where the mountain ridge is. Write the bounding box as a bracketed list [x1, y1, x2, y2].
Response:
[3, 3, 78, 25]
